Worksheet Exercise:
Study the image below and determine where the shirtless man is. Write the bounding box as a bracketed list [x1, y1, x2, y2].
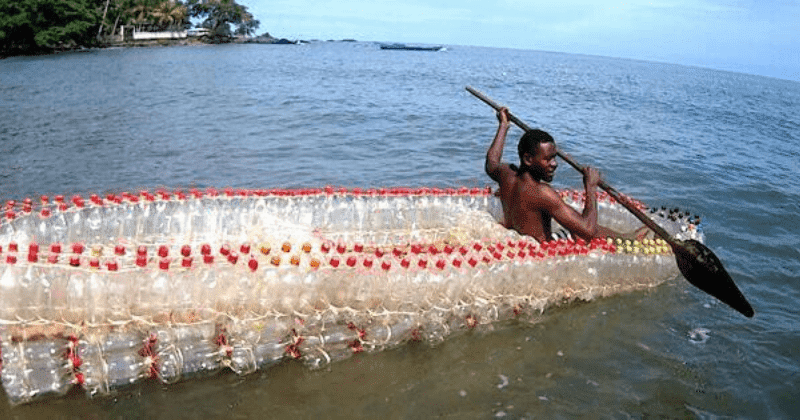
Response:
[485, 108, 635, 244]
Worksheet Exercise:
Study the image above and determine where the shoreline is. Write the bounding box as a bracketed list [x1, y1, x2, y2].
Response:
[0, 34, 311, 59]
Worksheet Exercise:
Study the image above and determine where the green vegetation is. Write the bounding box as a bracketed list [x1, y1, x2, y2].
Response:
[188, 0, 258, 40]
[0, 0, 99, 54]
[101, 0, 190, 34]
[0, 0, 260, 56]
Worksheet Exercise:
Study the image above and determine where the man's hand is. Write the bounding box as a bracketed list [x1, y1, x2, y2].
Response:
[635, 225, 656, 241]
[496, 107, 510, 127]
[583, 167, 602, 188]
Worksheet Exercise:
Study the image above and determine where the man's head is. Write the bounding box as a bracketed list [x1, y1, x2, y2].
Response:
[518, 129, 558, 182]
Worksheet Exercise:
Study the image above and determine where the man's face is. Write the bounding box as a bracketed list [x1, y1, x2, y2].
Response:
[525, 142, 558, 182]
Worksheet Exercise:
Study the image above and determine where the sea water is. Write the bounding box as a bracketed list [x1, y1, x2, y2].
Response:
[0, 41, 798, 418]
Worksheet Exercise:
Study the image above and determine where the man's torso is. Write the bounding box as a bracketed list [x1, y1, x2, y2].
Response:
[496, 164, 552, 243]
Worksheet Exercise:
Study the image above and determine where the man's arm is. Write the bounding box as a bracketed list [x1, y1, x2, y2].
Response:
[485, 108, 511, 182]
[536, 185, 600, 242]
[534, 168, 631, 242]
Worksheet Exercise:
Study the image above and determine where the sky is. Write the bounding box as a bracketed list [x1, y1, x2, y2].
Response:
[241, 0, 800, 82]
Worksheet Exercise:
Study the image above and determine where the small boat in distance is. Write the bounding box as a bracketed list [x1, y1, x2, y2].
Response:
[379, 43, 444, 51]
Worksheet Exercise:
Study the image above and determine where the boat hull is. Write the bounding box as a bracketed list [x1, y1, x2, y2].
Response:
[0, 187, 700, 405]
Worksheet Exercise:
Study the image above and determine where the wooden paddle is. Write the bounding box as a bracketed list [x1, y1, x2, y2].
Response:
[466, 86, 754, 318]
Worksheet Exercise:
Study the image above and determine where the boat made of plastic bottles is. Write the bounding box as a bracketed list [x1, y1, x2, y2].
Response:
[0, 186, 702, 405]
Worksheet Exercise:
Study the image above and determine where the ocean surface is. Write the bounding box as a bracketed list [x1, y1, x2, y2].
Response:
[0, 41, 798, 419]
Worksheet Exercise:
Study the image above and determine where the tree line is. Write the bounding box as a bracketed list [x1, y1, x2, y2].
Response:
[0, 0, 260, 56]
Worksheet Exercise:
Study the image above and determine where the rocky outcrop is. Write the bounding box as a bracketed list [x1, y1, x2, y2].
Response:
[239, 33, 296, 44]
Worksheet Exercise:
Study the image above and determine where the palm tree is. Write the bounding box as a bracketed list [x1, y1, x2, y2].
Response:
[120, 0, 186, 31]
[188, 0, 259, 38]
[150, 0, 187, 31]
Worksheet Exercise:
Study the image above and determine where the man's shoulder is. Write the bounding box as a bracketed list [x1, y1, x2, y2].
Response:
[495, 163, 519, 182]
[519, 179, 560, 204]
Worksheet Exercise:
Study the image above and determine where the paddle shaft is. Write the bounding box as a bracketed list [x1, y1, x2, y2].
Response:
[466, 86, 675, 244]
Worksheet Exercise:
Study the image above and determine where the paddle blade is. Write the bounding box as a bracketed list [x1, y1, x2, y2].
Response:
[672, 239, 754, 317]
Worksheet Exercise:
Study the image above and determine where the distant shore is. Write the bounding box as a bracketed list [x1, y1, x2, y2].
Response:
[0, 33, 344, 59]
[98, 33, 302, 49]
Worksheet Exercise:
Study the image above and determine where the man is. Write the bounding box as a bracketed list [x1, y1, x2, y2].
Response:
[485, 108, 640, 244]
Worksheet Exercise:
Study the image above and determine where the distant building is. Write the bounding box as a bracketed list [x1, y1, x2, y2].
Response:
[119, 25, 188, 41]
[187, 28, 210, 37]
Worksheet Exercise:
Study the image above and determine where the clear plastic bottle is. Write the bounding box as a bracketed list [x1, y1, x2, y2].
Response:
[248, 196, 268, 232]
[183, 191, 206, 243]
[228, 343, 258, 376]
[146, 260, 172, 314]
[0, 263, 23, 318]
[26, 339, 78, 398]
[102, 200, 121, 243]
[202, 195, 222, 247]
[65, 206, 86, 245]
[250, 316, 291, 368]
[85, 202, 104, 244]
[152, 198, 169, 244]
[104, 260, 130, 322]
[193, 262, 218, 311]
[219, 195, 235, 243]
[98, 331, 151, 390]
[20, 264, 49, 322]
[1, 338, 77, 405]
[34, 210, 52, 244]
[170, 322, 221, 379]
[0, 339, 30, 405]
[0, 217, 15, 243]
[85, 268, 108, 324]
[51, 208, 69, 245]
[140, 197, 156, 243]
[64, 267, 88, 323]
[118, 200, 138, 242]
[10, 211, 33, 246]
[166, 197, 185, 242]
[43, 251, 63, 308]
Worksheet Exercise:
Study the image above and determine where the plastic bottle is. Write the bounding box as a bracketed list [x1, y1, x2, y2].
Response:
[249, 316, 288, 369]
[174, 322, 222, 379]
[139, 195, 156, 243]
[146, 259, 173, 314]
[219, 195, 236, 243]
[90, 331, 150, 391]
[151, 196, 169, 244]
[102, 199, 121, 243]
[0, 338, 78, 405]
[0, 263, 23, 319]
[84, 200, 104, 244]
[201, 193, 221, 247]
[19, 263, 50, 322]
[63, 264, 88, 323]
[166, 195, 186, 243]
[85, 265, 108, 324]
[10, 211, 33, 246]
